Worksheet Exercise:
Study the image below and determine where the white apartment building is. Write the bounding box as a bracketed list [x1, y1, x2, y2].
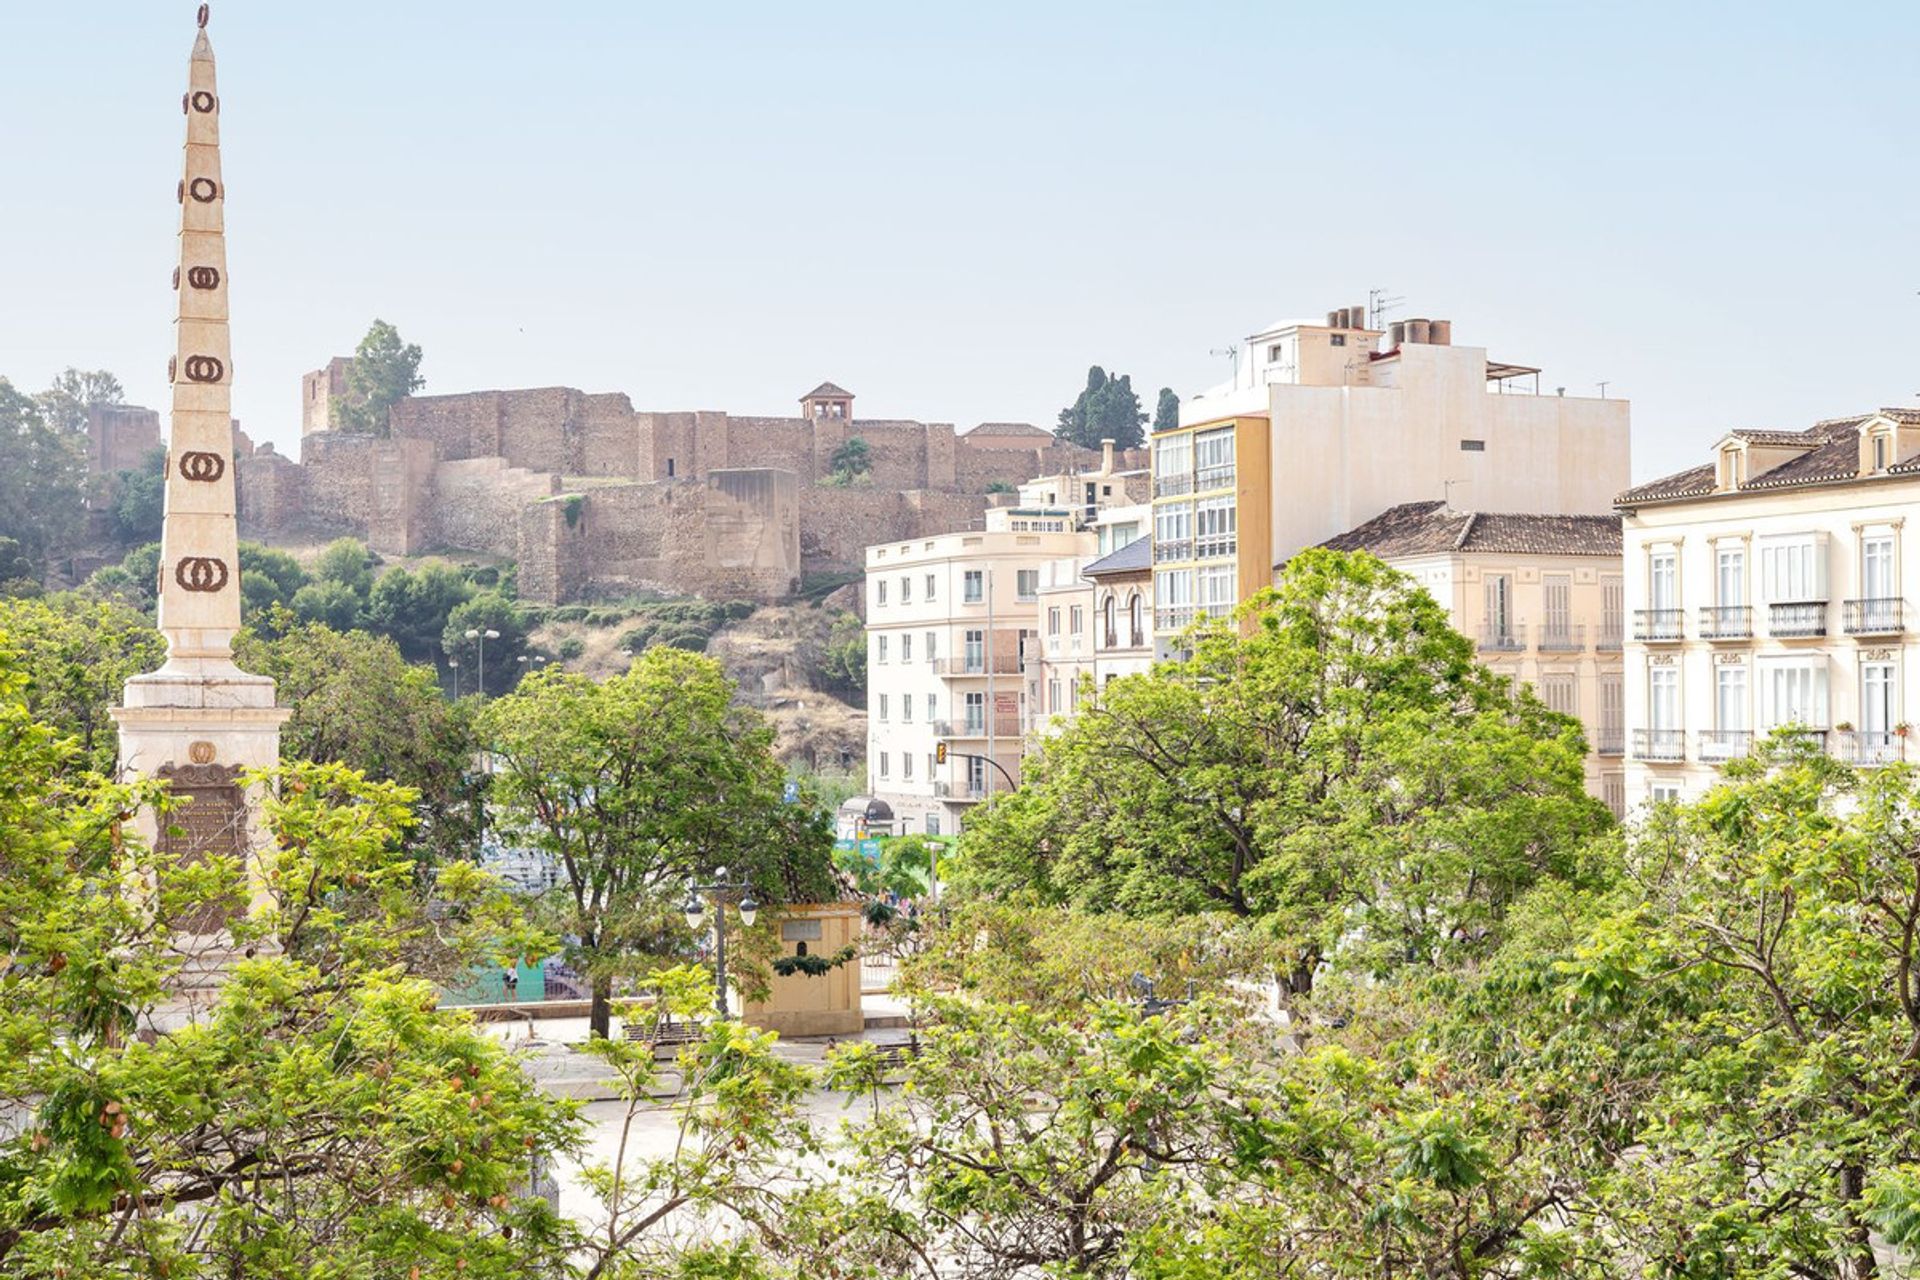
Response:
[1617, 409, 1920, 803]
[1028, 504, 1154, 735]
[864, 508, 1093, 836]
[1321, 502, 1627, 814]
[1157, 306, 1629, 658]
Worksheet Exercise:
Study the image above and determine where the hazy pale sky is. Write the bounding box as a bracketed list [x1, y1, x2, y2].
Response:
[3, 1, 1915, 483]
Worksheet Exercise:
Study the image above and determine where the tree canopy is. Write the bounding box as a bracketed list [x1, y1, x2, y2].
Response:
[1152, 385, 1179, 433]
[479, 648, 835, 1038]
[0, 378, 87, 579]
[955, 549, 1609, 992]
[329, 319, 425, 436]
[1055, 366, 1147, 451]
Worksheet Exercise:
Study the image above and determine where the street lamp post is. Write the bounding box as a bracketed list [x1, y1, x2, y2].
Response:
[448, 658, 461, 698]
[682, 868, 759, 1019]
[465, 627, 501, 698]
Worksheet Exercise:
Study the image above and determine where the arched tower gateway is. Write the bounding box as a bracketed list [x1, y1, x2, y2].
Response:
[112, 6, 288, 974]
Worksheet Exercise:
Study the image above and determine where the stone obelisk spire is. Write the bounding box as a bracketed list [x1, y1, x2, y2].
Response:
[115, 6, 287, 975]
[158, 4, 243, 662]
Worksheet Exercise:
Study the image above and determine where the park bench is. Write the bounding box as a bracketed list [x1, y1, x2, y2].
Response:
[622, 1020, 704, 1055]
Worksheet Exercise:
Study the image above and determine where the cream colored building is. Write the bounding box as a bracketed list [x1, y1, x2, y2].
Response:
[1617, 409, 1920, 804]
[1027, 504, 1154, 734]
[1157, 310, 1629, 658]
[1321, 502, 1626, 813]
[865, 509, 1092, 835]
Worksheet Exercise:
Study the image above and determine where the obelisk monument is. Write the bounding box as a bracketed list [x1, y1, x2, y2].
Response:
[112, 5, 288, 936]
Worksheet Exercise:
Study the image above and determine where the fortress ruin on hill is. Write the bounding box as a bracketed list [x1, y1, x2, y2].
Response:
[230, 366, 1142, 603]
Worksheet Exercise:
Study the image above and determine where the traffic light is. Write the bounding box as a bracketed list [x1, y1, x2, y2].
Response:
[935, 742, 948, 765]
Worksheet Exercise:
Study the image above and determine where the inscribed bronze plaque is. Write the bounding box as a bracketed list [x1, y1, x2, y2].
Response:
[155, 762, 246, 933]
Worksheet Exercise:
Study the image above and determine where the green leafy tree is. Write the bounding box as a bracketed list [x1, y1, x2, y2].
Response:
[312, 535, 376, 596]
[330, 319, 424, 436]
[110, 445, 167, 547]
[0, 538, 40, 598]
[34, 367, 124, 435]
[815, 608, 867, 700]
[237, 540, 307, 629]
[442, 590, 530, 697]
[1055, 366, 1147, 451]
[0, 378, 86, 578]
[955, 549, 1608, 997]
[289, 577, 363, 631]
[0, 593, 164, 774]
[827, 436, 873, 486]
[366, 560, 475, 663]
[1152, 385, 1179, 434]
[0, 643, 576, 1275]
[479, 649, 835, 1038]
[83, 542, 161, 616]
[236, 616, 482, 866]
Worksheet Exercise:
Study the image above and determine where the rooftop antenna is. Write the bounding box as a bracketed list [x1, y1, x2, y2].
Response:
[1209, 345, 1240, 378]
[1596, 380, 1611, 399]
[1367, 287, 1405, 330]
[1441, 477, 1466, 511]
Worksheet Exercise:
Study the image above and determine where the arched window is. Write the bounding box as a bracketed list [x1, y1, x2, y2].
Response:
[1103, 594, 1117, 648]
[1128, 593, 1143, 647]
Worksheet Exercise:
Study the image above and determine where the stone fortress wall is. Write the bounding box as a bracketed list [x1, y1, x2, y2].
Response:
[237, 372, 1140, 604]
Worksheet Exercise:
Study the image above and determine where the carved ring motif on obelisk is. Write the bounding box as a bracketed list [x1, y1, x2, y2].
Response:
[175, 557, 230, 593]
[187, 266, 220, 289]
[184, 355, 225, 383]
[188, 177, 220, 203]
[168, 356, 177, 382]
[179, 451, 226, 483]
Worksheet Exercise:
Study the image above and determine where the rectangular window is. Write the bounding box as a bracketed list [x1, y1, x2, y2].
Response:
[964, 630, 984, 672]
[1069, 605, 1084, 635]
[925, 632, 937, 663]
[1864, 661, 1897, 741]
[1602, 774, 1626, 819]
[1047, 606, 1062, 636]
[1194, 426, 1236, 490]
[1602, 575, 1624, 641]
[1648, 550, 1677, 610]
[877, 751, 890, 779]
[1650, 782, 1683, 805]
[876, 635, 888, 664]
[926, 693, 936, 721]
[877, 693, 889, 721]
[926, 813, 941, 836]
[901, 690, 912, 722]
[1540, 673, 1577, 717]
[1759, 534, 1827, 602]
[1864, 534, 1896, 599]
[1875, 435, 1890, 471]
[1154, 435, 1193, 495]
[1069, 679, 1080, 711]
[967, 755, 987, 796]
[1154, 501, 1195, 560]
[1601, 672, 1624, 737]
[900, 576, 912, 604]
[1460, 439, 1487, 452]
[1485, 574, 1513, 639]
[1760, 659, 1828, 729]
[876, 579, 888, 606]
[1155, 568, 1195, 631]
[963, 571, 984, 604]
[901, 634, 912, 663]
[1543, 574, 1572, 644]
[1649, 666, 1680, 731]
[902, 752, 914, 779]
[925, 573, 937, 599]
[1016, 569, 1039, 601]
[1716, 665, 1748, 730]
[1197, 564, 1236, 617]
[1048, 678, 1062, 713]
[964, 691, 985, 733]
[1717, 546, 1745, 607]
[1195, 495, 1238, 559]
[926, 752, 937, 780]
[1329, 333, 1347, 346]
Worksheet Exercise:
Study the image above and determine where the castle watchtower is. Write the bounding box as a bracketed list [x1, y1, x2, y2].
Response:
[803, 381, 855, 478]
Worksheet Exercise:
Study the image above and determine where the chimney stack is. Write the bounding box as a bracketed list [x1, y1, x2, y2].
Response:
[1100, 438, 1115, 472]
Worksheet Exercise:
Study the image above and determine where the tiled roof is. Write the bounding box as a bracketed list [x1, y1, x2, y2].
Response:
[1320, 501, 1621, 559]
[1617, 409, 1920, 506]
[801, 381, 853, 400]
[1083, 537, 1151, 576]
